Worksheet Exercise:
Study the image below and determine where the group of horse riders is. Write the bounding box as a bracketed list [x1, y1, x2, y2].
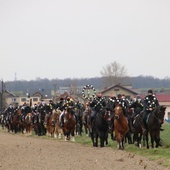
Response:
[82, 89, 162, 134]
[0, 88, 163, 135]
[0, 96, 84, 131]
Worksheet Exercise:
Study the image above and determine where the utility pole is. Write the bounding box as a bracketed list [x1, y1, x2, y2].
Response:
[52, 83, 57, 103]
[0, 80, 4, 112]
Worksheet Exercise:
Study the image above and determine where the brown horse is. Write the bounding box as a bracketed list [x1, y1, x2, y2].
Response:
[24, 112, 33, 134]
[46, 109, 63, 138]
[114, 105, 129, 149]
[46, 110, 58, 137]
[62, 107, 76, 141]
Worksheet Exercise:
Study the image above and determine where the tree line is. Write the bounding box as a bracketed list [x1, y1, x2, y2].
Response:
[3, 75, 170, 95]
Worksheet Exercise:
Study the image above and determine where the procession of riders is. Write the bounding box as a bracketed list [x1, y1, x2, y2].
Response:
[0, 89, 164, 137]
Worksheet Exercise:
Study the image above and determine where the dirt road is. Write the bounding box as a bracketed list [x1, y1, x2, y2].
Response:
[0, 132, 169, 170]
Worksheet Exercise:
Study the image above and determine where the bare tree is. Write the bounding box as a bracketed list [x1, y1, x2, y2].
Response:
[100, 61, 127, 87]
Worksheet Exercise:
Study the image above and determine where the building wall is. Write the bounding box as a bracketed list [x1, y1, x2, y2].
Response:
[102, 87, 136, 99]
[6, 96, 41, 107]
[159, 102, 170, 120]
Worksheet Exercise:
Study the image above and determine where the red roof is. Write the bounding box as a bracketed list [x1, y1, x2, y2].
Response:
[140, 94, 170, 102]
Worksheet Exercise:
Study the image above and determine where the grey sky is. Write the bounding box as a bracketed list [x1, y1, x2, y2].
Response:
[0, 0, 170, 81]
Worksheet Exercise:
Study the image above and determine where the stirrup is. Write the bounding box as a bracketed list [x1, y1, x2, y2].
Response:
[142, 128, 146, 133]
[59, 122, 63, 127]
[131, 128, 135, 132]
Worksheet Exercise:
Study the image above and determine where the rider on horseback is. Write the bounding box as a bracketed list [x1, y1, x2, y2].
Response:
[59, 96, 76, 127]
[5, 104, 14, 122]
[115, 94, 135, 132]
[142, 89, 161, 133]
[45, 100, 55, 125]
[83, 101, 91, 125]
[129, 96, 144, 132]
[90, 93, 107, 123]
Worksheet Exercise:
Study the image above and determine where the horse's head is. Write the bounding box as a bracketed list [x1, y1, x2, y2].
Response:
[15, 108, 22, 115]
[153, 105, 166, 124]
[25, 113, 33, 124]
[103, 109, 114, 122]
[159, 105, 166, 124]
[114, 105, 124, 120]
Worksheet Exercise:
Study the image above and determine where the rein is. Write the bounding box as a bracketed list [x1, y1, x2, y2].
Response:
[152, 108, 162, 121]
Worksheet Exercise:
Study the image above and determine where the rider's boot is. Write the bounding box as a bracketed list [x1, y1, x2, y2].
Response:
[129, 118, 135, 132]
[60, 114, 64, 127]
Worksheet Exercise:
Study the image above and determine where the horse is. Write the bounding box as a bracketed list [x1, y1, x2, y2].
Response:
[46, 110, 58, 137]
[75, 107, 84, 136]
[53, 109, 63, 139]
[46, 109, 63, 138]
[132, 111, 145, 148]
[90, 107, 109, 147]
[62, 107, 76, 141]
[24, 112, 33, 134]
[114, 104, 129, 149]
[33, 111, 46, 136]
[105, 109, 114, 140]
[83, 107, 92, 137]
[10, 108, 21, 133]
[145, 105, 166, 149]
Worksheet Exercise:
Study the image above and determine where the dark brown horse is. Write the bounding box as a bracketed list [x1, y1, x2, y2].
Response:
[62, 107, 76, 141]
[145, 105, 166, 149]
[10, 108, 21, 133]
[132, 112, 145, 148]
[90, 107, 109, 147]
[114, 104, 129, 149]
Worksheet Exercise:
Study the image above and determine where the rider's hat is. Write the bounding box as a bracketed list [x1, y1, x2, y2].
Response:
[148, 89, 153, 94]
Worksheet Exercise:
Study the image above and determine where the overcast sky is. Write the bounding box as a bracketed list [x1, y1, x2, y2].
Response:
[0, 0, 170, 82]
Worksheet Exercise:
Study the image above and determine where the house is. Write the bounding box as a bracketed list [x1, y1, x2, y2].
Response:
[100, 84, 139, 99]
[155, 94, 170, 121]
[2, 90, 44, 108]
[55, 91, 84, 104]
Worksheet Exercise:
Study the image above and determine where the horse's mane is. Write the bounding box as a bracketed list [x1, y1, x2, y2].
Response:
[153, 106, 160, 113]
[52, 109, 60, 117]
[153, 105, 166, 114]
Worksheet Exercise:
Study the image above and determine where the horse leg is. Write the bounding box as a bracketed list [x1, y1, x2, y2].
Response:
[54, 126, 57, 138]
[155, 136, 160, 148]
[121, 140, 124, 150]
[95, 133, 98, 147]
[150, 134, 154, 148]
[84, 125, 87, 135]
[99, 131, 104, 147]
[145, 131, 149, 149]
[105, 133, 108, 146]
[116, 133, 122, 149]
[65, 131, 70, 141]
[71, 130, 75, 142]
[138, 133, 143, 148]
